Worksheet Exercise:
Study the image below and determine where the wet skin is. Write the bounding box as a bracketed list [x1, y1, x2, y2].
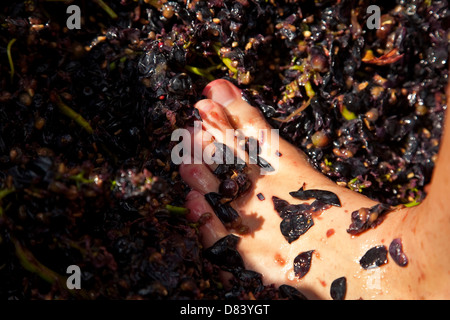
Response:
[179, 79, 450, 300]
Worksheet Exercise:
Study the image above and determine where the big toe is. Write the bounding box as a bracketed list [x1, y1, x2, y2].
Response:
[203, 79, 272, 133]
[203, 79, 283, 173]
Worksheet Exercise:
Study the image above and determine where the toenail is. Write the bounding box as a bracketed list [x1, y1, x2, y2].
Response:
[202, 79, 242, 107]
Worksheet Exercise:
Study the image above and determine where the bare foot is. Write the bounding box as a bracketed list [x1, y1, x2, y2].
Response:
[179, 79, 447, 300]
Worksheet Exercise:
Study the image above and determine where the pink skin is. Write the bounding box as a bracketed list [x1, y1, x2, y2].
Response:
[179, 79, 450, 300]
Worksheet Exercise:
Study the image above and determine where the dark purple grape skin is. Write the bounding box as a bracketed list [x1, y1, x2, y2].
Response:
[272, 196, 289, 214]
[244, 137, 261, 155]
[204, 234, 244, 273]
[280, 214, 314, 243]
[244, 137, 274, 171]
[235, 172, 251, 195]
[330, 277, 347, 300]
[289, 186, 341, 207]
[278, 284, 308, 300]
[279, 204, 310, 219]
[204, 192, 240, 224]
[215, 203, 240, 224]
[219, 179, 239, 198]
[256, 155, 275, 172]
[359, 245, 388, 269]
[204, 192, 222, 207]
[271, 195, 331, 243]
[389, 238, 408, 267]
[293, 250, 314, 279]
[272, 196, 320, 219]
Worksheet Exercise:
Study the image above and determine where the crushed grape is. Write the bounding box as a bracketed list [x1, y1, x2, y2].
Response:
[347, 203, 393, 235]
